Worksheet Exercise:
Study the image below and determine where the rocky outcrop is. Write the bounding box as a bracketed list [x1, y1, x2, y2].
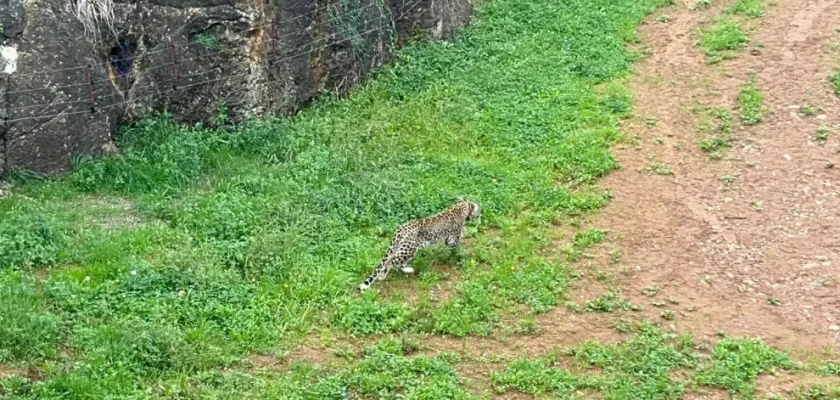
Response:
[0, 0, 472, 175]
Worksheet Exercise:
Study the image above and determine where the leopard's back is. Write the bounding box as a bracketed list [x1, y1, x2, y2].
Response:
[414, 202, 471, 245]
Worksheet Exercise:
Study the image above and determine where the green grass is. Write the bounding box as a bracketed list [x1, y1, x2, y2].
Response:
[1, 338, 476, 400]
[817, 361, 840, 376]
[691, 0, 712, 10]
[815, 125, 832, 144]
[564, 227, 607, 262]
[695, 338, 795, 396]
[0, 0, 674, 397]
[738, 75, 764, 125]
[831, 71, 840, 95]
[584, 290, 632, 312]
[698, 18, 750, 63]
[193, 32, 219, 49]
[0, 272, 61, 362]
[727, 0, 766, 18]
[790, 384, 840, 400]
[494, 324, 697, 399]
[645, 161, 674, 175]
[493, 325, 807, 400]
[694, 105, 733, 159]
[491, 357, 585, 397]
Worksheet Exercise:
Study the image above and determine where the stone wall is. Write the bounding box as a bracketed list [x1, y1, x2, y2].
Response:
[0, 0, 472, 175]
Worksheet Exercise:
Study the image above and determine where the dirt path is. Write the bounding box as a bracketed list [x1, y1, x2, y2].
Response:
[584, 0, 840, 355]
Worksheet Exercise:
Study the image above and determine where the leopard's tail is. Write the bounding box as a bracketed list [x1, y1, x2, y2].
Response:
[358, 251, 393, 292]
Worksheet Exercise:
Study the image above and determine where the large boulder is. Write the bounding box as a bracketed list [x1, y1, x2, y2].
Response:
[0, 0, 472, 175]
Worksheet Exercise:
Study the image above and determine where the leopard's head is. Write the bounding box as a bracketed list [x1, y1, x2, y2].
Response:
[465, 200, 481, 221]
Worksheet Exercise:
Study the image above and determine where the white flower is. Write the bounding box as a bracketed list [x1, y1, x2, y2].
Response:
[84, 276, 91, 282]
[130, 270, 137, 275]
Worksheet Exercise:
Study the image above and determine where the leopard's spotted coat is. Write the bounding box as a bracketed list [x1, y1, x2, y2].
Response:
[358, 198, 481, 291]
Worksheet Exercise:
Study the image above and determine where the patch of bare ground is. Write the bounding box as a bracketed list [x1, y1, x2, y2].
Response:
[0, 365, 26, 379]
[684, 389, 732, 400]
[756, 372, 840, 398]
[584, 0, 840, 356]
[247, 338, 352, 374]
[0, 364, 43, 382]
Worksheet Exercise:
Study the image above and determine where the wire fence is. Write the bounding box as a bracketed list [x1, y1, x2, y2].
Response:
[2, 0, 424, 126]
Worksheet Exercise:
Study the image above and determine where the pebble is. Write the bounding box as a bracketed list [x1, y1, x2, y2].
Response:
[830, 325, 839, 331]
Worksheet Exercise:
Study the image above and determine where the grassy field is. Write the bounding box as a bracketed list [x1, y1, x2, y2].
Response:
[3, 0, 831, 398]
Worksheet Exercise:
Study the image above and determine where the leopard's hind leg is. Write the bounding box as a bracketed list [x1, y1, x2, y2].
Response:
[388, 241, 419, 275]
[358, 244, 416, 291]
[358, 228, 420, 292]
[396, 252, 417, 274]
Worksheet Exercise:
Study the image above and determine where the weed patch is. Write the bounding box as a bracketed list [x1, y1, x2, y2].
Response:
[727, 0, 765, 18]
[698, 18, 749, 63]
[645, 161, 674, 175]
[584, 290, 632, 312]
[565, 228, 607, 262]
[831, 71, 840, 95]
[691, 0, 712, 10]
[817, 361, 840, 376]
[491, 358, 582, 397]
[494, 324, 697, 399]
[738, 75, 764, 125]
[693, 105, 733, 159]
[493, 326, 807, 400]
[0, 203, 63, 270]
[814, 125, 832, 144]
[694, 337, 795, 396]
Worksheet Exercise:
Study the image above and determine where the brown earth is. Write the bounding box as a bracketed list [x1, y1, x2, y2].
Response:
[590, 0, 840, 356]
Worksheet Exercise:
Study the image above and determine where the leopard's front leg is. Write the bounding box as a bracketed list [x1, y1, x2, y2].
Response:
[445, 226, 464, 248]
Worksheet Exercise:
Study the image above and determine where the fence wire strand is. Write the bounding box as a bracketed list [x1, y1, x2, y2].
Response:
[3, 0, 424, 125]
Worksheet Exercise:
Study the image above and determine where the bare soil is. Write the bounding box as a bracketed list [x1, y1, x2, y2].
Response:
[589, 0, 840, 356]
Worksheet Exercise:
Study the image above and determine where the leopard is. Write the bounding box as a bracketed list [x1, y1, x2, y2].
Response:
[357, 198, 481, 292]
